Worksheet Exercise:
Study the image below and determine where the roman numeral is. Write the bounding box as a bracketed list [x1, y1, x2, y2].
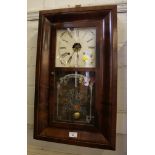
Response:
[62, 39, 68, 43]
[87, 38, 93, 42]
[88, 46, 95, 49]
[67, 31, 73, 38]
[60, 31, 66, 37]
[90, 31, 95, 35]
[59, 47, 66, 49]
[82, 32, 87, 38]
[76, 29, 79, 37]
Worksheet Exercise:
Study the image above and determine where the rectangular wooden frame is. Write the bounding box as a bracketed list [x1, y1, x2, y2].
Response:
[34, 5, 117, 150]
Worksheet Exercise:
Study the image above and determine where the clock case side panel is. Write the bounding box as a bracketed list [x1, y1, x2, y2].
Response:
[101, 7, 117, 149]
[33, 13, 51, 138]
[110, 6, 117, 148]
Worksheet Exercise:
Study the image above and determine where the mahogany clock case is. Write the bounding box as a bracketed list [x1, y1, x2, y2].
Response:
[34, 5, 117, 150]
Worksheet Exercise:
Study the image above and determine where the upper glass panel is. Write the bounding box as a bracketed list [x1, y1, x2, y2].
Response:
[55, 27, 96, 68]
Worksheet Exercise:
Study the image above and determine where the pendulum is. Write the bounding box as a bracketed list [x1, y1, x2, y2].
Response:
[73, 112, 80, 119]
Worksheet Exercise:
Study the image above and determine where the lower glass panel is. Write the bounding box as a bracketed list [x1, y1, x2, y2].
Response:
[53, 70, 95, 124]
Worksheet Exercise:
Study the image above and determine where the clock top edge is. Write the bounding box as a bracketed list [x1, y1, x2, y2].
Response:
[39, 5, 117, 16]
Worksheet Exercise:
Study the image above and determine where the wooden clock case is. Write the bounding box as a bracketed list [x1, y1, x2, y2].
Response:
[34, 5, 117, 150]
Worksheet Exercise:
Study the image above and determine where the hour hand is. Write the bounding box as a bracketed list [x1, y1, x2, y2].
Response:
[61, 52, 70, 58]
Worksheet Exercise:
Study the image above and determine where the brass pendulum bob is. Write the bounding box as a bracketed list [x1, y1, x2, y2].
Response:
[73, 112, 80, 119]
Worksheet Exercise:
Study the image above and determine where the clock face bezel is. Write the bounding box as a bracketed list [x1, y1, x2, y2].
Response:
[34, 5, 117, 150]
[50, 20, 101, 70]
[55, 26, 97, 68]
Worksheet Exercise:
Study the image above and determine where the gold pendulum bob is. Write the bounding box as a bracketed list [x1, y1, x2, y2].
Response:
[73, 112, 80, 120]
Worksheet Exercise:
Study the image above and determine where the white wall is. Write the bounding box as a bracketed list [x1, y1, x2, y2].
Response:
[27, 0, 127, 154]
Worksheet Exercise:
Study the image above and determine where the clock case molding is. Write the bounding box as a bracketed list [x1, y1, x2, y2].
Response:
[34, 5, 117, 150]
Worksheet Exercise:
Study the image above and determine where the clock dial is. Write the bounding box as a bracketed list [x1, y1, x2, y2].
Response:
[55, 27, 96, 67]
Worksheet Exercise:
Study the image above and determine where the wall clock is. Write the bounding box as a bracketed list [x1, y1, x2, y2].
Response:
[34, 5, 117, 150]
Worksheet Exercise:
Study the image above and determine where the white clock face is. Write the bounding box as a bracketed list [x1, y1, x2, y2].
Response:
[55, 27, 96, 68]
